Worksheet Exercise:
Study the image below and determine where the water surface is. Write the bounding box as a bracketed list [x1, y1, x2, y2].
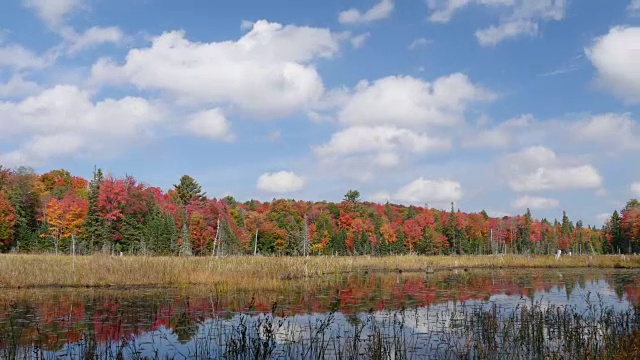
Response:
[1, 268, 638, 359]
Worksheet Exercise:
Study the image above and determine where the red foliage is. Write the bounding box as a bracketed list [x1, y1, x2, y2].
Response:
[402, 219, 422, 252]
[0, 192, 16, 245]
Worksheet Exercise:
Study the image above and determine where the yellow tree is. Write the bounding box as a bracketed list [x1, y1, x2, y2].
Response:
[45, 194, 88, 253]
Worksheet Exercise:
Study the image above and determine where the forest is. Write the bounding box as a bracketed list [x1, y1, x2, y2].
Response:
[0, 166, 638, 256]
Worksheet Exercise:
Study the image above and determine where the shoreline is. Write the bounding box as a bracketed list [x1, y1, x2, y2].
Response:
[1, 254, 638, 289]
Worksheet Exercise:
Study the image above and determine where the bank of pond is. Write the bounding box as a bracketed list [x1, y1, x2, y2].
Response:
[1, 268, 639, 359]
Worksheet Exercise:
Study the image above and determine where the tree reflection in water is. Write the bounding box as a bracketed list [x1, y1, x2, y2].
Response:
[0, 268, 639, 359]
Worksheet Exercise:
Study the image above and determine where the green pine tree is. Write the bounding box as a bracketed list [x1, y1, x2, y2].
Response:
[84, 168, 109, 253]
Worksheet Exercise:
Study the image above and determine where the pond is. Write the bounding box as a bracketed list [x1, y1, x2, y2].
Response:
[1, 268, 639, 359]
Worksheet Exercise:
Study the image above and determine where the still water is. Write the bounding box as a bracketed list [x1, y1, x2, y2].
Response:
[1, 268, 639, 359]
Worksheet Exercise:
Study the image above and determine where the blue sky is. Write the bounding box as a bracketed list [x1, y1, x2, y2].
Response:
[0, 0, 639, 226]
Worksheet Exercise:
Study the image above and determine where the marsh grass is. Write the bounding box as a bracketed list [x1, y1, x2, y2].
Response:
[0, 254, 639, 289]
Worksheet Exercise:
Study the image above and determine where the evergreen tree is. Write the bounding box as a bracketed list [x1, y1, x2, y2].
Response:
[6, 167, 41, 252]
[610, 210, 623, 253]
[179, 222, 193, 256]
[84, 168, 109, 253]
[174, 175, 206, 206]
[446, 203, 459, 254]
[343, 189, 361, 203]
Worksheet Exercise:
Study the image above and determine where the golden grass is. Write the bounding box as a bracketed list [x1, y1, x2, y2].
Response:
[0, 254, 638, 289]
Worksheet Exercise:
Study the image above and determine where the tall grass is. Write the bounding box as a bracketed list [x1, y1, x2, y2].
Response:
[0, 254, 638, 289]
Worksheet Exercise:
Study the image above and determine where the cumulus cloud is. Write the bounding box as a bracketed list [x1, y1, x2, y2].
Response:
[512, 195, 559, 209]
[91, 20, 343, 118]
[65, 26, 124, 54]
[629, 0, 640, 14]
[428, 0, 567, 46]
[313, 72, 491, 182]
[0, 85, 161, 166]
[586, 26, 640, 103]
[256, 171, 305, 193]
[314, 126, 451, 158]
[632, 182, 640, 196]
[393, 177, 462, 205]
[502, 146, 603, 192]
[0, 43, 48, 69]
[313, 125, 451, 181]
[339, 0, 394, 24]
[186, 108, 235, 142]
[0, 75, 41, 98]
[572, 113, 640, 152]
[337, 74, 494, 129]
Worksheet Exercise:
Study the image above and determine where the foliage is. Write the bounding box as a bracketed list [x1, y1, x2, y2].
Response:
[0, 166, 638, 256]
[343, 189, 361, 203]
[174, 175, 206, 206]
[0, 192, 16, 246]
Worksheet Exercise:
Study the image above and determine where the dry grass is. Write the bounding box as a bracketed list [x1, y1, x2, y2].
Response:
[0, 254, 638, 289]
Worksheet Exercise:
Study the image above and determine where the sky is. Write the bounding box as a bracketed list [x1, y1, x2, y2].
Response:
[0, 0, 639, 226]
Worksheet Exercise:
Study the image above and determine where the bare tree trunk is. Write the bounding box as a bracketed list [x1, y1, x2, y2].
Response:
[253, 227, 258, 256]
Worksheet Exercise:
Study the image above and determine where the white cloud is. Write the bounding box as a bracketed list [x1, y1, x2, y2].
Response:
[393, 177, 462, 205]
[428, 0, 566, 45]
[337, 74, 494, 129]
[475, 20, 538, 46]
[186, 108, 235, 142]
[503, 146, 603, 192]
[428, 0, 515, 23]
[0, 85, 161, 166]
[351, 33, 371, 49]
[463, 112, 639, 155]
[91, 20, 343, 118]
[586, 26, 640, 103]
[256, 171, 305, 193]
[23, 0, 123, 55]
[22, 0, 82, 27]
[0, 43, 47, 69]
[0, 75, 41, 98]
[631, 182, 640, 196]
[65, 26, 124, 54]
[314, 126, 451, 158]
[462, 114, 532, 148]
[339, 0, 394, 24]
[512, 195, 559, 209]
[572, 113, 640, 151]
[314, 73, 492, 183]
[630, 0, 640, 14]
[408, 38, 432, 50]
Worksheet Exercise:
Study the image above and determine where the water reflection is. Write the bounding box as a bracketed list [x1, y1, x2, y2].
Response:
[1, 269, 638, 359]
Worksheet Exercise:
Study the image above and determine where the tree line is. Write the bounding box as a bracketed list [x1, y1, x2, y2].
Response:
[0, 166, 638, 256]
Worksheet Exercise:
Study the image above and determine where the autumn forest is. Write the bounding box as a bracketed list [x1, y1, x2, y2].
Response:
[0, 166, 639, 256]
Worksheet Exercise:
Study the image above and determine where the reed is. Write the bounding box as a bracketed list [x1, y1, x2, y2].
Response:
[1, 295, 638, 359]
[0, 254, 638, 289]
